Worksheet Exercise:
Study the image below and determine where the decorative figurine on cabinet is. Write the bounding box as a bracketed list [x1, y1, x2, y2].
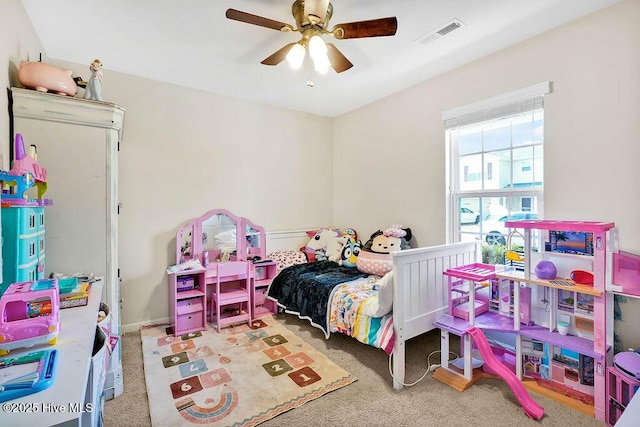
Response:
[83, 59, 103, 101]
[17, 61, 78, 96]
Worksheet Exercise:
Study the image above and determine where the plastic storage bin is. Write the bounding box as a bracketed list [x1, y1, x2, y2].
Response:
[98, 302, 111, 340]
[90, 326, 108, 426]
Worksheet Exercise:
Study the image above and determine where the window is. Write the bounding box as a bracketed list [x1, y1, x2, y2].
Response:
[444, 82, 551, 259]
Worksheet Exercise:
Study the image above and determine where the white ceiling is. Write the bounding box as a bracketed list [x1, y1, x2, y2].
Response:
[21, 0, 622, 117]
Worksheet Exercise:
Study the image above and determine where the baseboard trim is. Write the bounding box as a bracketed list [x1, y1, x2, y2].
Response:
[122, 317, 170, 333]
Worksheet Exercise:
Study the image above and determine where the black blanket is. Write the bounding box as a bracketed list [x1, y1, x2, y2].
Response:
[267, 261, 369, 335]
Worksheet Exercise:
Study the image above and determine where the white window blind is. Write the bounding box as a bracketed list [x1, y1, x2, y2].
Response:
[443, 81, 551, 129]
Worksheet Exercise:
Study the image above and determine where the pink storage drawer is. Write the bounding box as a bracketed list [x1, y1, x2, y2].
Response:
[176, 313, 203, 331]
[613, 251, 640, 296]
[254, 288, 267, 305]
[176, 297, 203, 315]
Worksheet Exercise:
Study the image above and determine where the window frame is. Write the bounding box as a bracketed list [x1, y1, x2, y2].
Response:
[444, 82, 551, 245]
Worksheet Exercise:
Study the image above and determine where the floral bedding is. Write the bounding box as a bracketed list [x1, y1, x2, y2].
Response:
[267, 250, 308, 272]
[267, 261, 395, 354]
[328, 277, 395, 354]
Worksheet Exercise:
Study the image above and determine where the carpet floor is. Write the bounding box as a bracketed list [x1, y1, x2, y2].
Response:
[140, 316, 355, 426]
[105, 314, 606, 426]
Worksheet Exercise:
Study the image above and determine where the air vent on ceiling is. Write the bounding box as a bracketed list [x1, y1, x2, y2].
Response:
[414, 18, 465, 46]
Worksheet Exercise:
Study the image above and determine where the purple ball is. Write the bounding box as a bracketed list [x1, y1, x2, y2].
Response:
[535, 260, 557, 280]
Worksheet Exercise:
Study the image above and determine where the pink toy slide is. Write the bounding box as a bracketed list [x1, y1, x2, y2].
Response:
[466, 326, 544, 420]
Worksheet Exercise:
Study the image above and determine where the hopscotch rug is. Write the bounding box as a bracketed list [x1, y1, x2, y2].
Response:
[141, 315, 356, 426]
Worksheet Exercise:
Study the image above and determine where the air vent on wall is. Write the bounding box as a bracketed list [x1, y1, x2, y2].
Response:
[414, 18, 465, 46]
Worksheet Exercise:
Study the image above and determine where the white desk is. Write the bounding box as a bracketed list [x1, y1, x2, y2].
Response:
[2, 280, 103, 426]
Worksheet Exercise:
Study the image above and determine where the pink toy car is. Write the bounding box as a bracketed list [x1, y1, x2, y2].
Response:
[18, 61, 78, 96]
[0, 279, 60, 356]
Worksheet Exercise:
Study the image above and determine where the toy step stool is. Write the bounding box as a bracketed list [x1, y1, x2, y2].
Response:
[607, 366, 640, 426]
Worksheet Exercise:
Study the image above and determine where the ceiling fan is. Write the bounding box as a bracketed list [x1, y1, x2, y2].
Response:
[226, 0, 398, 74]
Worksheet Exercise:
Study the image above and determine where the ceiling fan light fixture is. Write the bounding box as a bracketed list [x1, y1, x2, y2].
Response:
[226, 2, 397, 75]
[313, 54, 331, 74]
[286, 43, 306, 69]
[304, 0, 330, 25]
[308, 35, 327, 60]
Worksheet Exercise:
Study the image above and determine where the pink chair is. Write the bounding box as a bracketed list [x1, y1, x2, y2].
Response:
[210, 261, 252, 332]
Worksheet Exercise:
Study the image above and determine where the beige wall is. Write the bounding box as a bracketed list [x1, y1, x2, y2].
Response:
[58, 66, 334, 330]
[333, 0, 640, 349]
[1, 0, 335, 330]
[3, 0, 639, 349]
[0, 0, 43, 169]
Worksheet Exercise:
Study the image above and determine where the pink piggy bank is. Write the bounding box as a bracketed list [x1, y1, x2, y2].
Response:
[18, 61, 78, 96]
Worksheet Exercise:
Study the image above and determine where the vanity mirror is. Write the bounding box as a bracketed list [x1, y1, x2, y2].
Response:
[201, 210, 239, 255]
[174, 209, 266, 265]
[244, 218, 266, 261]
[176, 220, 196, 262]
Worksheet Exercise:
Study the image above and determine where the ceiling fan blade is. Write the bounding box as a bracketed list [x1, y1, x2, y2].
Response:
[304, 0, 330, 24]
[226, 9, 293, 32]
[261, 43, 297, 66]
[326, 43, 353, 73]
[332, 17, 398, 39]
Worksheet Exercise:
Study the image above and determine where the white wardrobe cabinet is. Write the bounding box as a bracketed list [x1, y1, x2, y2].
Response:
[10, 87, 125, 399]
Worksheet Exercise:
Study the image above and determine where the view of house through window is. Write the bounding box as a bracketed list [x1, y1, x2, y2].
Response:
[445, 85, 548, 264]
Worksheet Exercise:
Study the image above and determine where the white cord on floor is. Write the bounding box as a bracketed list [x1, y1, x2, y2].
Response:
[388, 350, 460, 387]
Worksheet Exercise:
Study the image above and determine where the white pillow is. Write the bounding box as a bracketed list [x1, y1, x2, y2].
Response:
[362, 271, 394, 317]
[214, 229, 236, 250]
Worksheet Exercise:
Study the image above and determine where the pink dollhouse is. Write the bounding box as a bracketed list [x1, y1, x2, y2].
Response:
[435, 220, 617, 422]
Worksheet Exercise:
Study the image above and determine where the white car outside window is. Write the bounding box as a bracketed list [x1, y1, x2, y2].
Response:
[460, 207, 480, 225]
[481, 212, 538, 246]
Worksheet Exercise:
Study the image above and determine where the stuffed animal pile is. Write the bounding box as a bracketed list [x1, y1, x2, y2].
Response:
[303, 228, 361, 266]
[302, 225, 412, 275]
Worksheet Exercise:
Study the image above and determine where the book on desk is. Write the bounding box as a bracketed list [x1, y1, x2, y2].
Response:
[0, 349, 57, 402]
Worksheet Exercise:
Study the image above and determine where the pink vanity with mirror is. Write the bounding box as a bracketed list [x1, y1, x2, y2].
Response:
[167, 209, 277, 335]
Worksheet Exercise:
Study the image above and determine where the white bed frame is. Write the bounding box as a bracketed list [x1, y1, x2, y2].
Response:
[391, 241, 481, 389]
[266, 231, 482, 390]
